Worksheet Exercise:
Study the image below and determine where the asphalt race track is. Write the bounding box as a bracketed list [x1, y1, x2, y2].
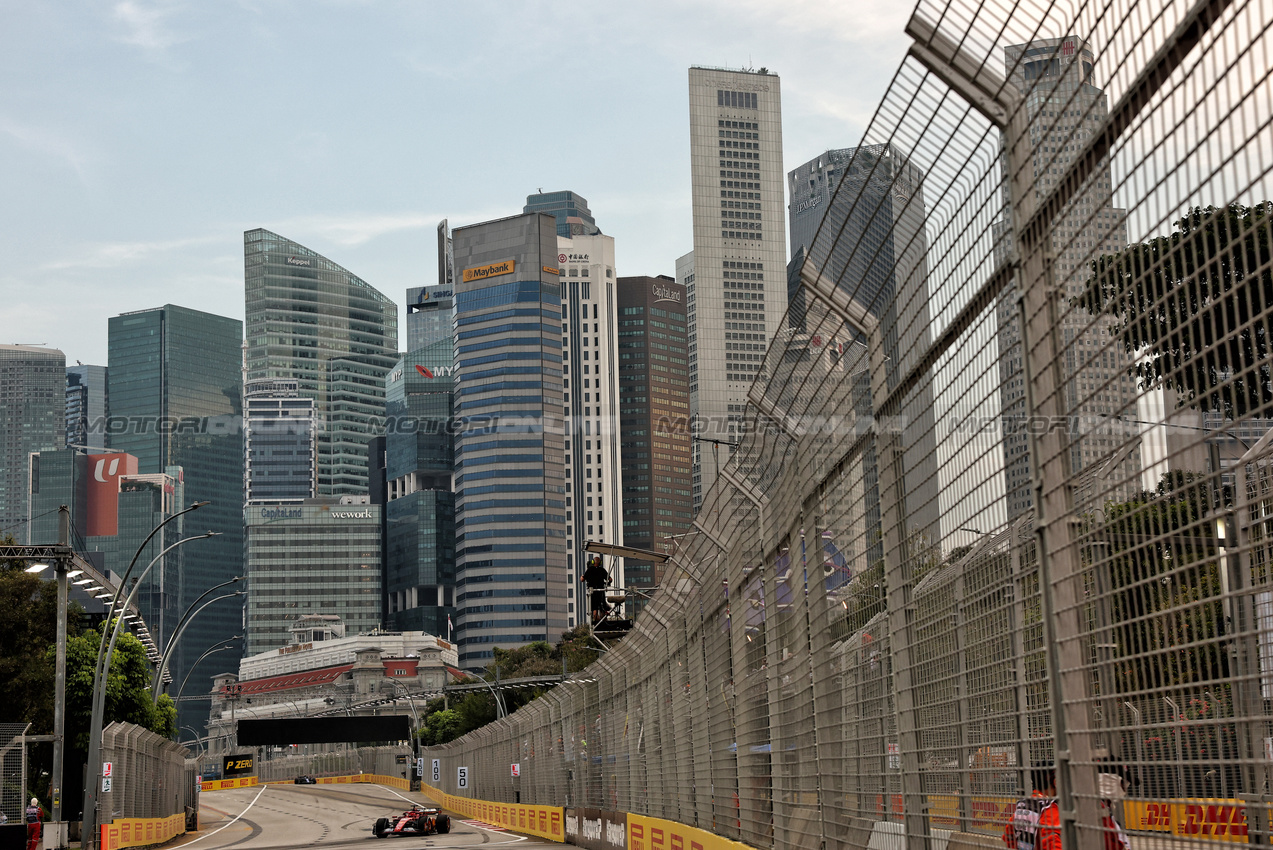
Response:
[174, 784, 554, 850]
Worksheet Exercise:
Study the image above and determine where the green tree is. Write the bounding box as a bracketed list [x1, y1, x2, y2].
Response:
[1076, 202, 1273, 418]
[1099, 472, 1225, 691]
[65, 625, 176, 750]
[416, 625, 602, 745]
[0, 539, 85, 730]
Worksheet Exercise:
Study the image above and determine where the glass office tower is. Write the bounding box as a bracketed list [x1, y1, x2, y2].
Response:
[451, 212, 568, 667]
[66, 364, 108, 453]
[244, 229, 398, 496]
[1, 344, 66, 542]
[787, 144, 942, 554]
[245, 499, 382, 654]
[384, 337, 456, 636]
[107, 305, 243, 732]
[244, 378, 316, 504]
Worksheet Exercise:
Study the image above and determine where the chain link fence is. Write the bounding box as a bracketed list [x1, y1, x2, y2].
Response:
[254, 746, 413, 783]
[97, 722, 194, 824]
[0, 724, 28, 826]
[424, 0, 1273, 848]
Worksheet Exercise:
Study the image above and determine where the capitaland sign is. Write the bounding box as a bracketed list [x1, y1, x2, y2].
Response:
[462, 260, 515, 282]
[285, 256, 313, 267]
[260, 507, 303, 519]
[652, 283, 682, 304]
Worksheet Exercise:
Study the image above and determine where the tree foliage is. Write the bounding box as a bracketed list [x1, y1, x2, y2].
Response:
[1100, 471, 1226, 691]
[65, 625, 177, 750]
[417, 625, 602, 746]
[0, 540, 85, 731]
[1076, 202, 1273, 418]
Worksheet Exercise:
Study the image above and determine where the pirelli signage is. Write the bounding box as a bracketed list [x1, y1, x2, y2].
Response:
[462, 259, 515, 283]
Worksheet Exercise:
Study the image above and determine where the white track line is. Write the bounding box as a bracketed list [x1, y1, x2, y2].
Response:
[179, 785, 268, 847]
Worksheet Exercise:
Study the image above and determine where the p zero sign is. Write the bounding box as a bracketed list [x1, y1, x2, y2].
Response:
[223, 754, 254, 777]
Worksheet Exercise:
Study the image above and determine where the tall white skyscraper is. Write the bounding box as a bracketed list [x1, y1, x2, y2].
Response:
[686, 67, 786, 507]
[995, 38, 1139, 518]
[557, 233, 623, 627]
[523, 191, 623, 628]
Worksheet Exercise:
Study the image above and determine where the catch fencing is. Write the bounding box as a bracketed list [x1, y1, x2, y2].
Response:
[97, 722, 195, 824]
[423, 0, 1273, 848]
[253, 745, 413, 783]
[0, 724, 28, 826]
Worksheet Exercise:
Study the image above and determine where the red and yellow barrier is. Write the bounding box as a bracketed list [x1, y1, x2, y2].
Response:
[628, 813, 754, 850]
[420, 785, 565, 842]
[1124, 799, 1261, 842]
[200, 776, 258, 791]
[99, 813, 185, 850]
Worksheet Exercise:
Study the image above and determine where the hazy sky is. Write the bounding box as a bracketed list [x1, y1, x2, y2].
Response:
[2, 1, 911, 365]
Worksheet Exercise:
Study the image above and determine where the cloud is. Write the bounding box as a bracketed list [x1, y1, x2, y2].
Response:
[113, 1, 188, 53]
[0, 115, 93, 180]
[41, 234, 225, 271]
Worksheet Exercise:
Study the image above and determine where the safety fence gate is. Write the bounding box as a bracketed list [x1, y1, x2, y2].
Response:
[424, 0, 1273, 848]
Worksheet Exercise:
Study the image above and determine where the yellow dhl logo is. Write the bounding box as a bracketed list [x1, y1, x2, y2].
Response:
[462, 260, 515, 282]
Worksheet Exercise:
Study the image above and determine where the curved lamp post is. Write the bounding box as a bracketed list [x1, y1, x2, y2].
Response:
[151, 578, 245, 701]
[466, 670, 507, 719]
[82, 513, 214, 850]
[172, 636, 243, 709]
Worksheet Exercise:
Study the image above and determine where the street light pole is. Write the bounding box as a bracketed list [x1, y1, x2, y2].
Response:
[82, 511, 213, 850]
[151, 580, 244, 701]
[52, 507, 70, 827]
[173, 637, 242, 711]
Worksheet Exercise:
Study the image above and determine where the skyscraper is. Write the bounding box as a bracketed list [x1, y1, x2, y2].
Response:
[384, 338, 456, 636]
[524, 191, 600, 237]
[617, 275, 693, 612]
[107, 304, 243, 731]
[245, 499, 382, 654]
[686, 67, 786, 507]
[787, 144, 941, 549]
[65, 363, 108, 453]
[996, 38, 1139, 518]
[556, 234, 622, 626]
[451, 212, 568, 667]
[523, 191, 623, 627]
[244, 228, 398, 496]
[0, 344, 65, 543]
[406, 284, 455, 353]
[244, 378, 316, 504]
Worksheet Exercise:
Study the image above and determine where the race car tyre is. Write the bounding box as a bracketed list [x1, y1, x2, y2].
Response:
[436, 815, 450, 834]
[373, 817, 391, 838]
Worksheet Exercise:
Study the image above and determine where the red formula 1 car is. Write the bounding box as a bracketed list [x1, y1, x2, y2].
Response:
[372, 806, 451, 838]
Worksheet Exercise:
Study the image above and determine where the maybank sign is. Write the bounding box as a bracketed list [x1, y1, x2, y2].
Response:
[462, 260, 515, 283]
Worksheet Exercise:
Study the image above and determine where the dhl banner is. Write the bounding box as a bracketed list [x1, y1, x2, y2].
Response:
[100, 813, 185, 850]
[200, 776, 258, 791]
[1124, 799, 1262, 842]
[627, 813, 754, 850]
[420, 784, 565, 842]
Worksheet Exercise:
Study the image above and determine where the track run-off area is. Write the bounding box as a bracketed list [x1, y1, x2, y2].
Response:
[176, 784, 551, 850]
